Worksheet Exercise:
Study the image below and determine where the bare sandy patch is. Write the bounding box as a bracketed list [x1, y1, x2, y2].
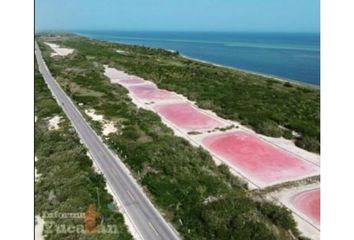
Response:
[35, 156, 41, 182]
[116, 49, 128, 55]
[102, 122, 118, 136]
[44, 42, 74, 57]
[48, 115, 63, 131]
[84, 109, 118, 136]
[104, 65, 131, 82]
[35, 215, 45, 240]
[85, 109, 103, 121]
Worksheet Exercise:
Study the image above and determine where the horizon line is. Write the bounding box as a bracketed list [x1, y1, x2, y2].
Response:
[35, 29, 320, 34]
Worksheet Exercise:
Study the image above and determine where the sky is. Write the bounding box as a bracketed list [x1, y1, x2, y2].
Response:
[35, 0, 320, 32]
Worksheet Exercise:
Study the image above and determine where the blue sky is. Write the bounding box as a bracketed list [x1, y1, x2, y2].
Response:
[35, 0, 320, 32]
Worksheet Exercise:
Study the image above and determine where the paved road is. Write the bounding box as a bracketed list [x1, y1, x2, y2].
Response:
[35, 42, 180, 240]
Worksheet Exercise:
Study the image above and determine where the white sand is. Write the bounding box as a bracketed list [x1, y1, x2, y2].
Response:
[116, 49, 128, 55]
[48, 115, 62, 131]
[35, 156, 41, 182]
[35, 168, 41, 182]
[85, 109, 103, 121]
[268, 183, 320, 239]
[44, 42, 74, 57]
[85, 109, 118, 136]
[86, 151, 93, 160]
[102, 122, 118, 136]
[293, 214, 320, 240]
[35, 215, 45, 240]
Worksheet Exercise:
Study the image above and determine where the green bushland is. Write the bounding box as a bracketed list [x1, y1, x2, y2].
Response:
[35, 57, 133, 240]
[36, 34, 311, 239]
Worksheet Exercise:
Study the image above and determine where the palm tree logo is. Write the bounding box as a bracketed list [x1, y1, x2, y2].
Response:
[85, 204, 101, 234]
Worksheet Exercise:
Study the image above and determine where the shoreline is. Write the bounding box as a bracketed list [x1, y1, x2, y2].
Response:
[179, 53, 320, 89]
[73, 32, 319, 89]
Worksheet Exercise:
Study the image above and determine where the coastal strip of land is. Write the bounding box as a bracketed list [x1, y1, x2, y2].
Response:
[36, 33, 316, 240]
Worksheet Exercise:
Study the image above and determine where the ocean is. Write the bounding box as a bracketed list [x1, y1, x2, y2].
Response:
[75, 31, 320, 85]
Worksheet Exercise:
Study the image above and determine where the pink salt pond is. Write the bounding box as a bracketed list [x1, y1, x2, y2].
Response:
[127, 84, 180, 101]
[291, 188, 320, 225]
[201, 131, 318, 186]
[120, 78, 145, 85]
[154, 103, 224, 131]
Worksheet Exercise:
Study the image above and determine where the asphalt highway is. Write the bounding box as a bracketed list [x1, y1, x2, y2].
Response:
[35, 42, 180, 240]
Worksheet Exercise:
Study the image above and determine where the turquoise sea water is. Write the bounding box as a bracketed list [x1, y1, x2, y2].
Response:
[76, 31, 320, 85]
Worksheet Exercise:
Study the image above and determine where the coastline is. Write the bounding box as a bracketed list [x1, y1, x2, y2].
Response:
[179, 53, 320, 89]
[73, 32, 319, 89]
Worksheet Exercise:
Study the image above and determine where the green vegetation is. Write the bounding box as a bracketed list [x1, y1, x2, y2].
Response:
[35, 58, 133, 240]
[36, 34, 312, 239]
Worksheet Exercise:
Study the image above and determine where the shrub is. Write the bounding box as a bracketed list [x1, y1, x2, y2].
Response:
[296, 135, 320, 153]
[256, 201, 297, 231]
[283, 82, 293, 87]
[257, 121, 283, 138]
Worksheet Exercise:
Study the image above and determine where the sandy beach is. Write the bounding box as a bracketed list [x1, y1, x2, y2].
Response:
[44, 42, 74, 57]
